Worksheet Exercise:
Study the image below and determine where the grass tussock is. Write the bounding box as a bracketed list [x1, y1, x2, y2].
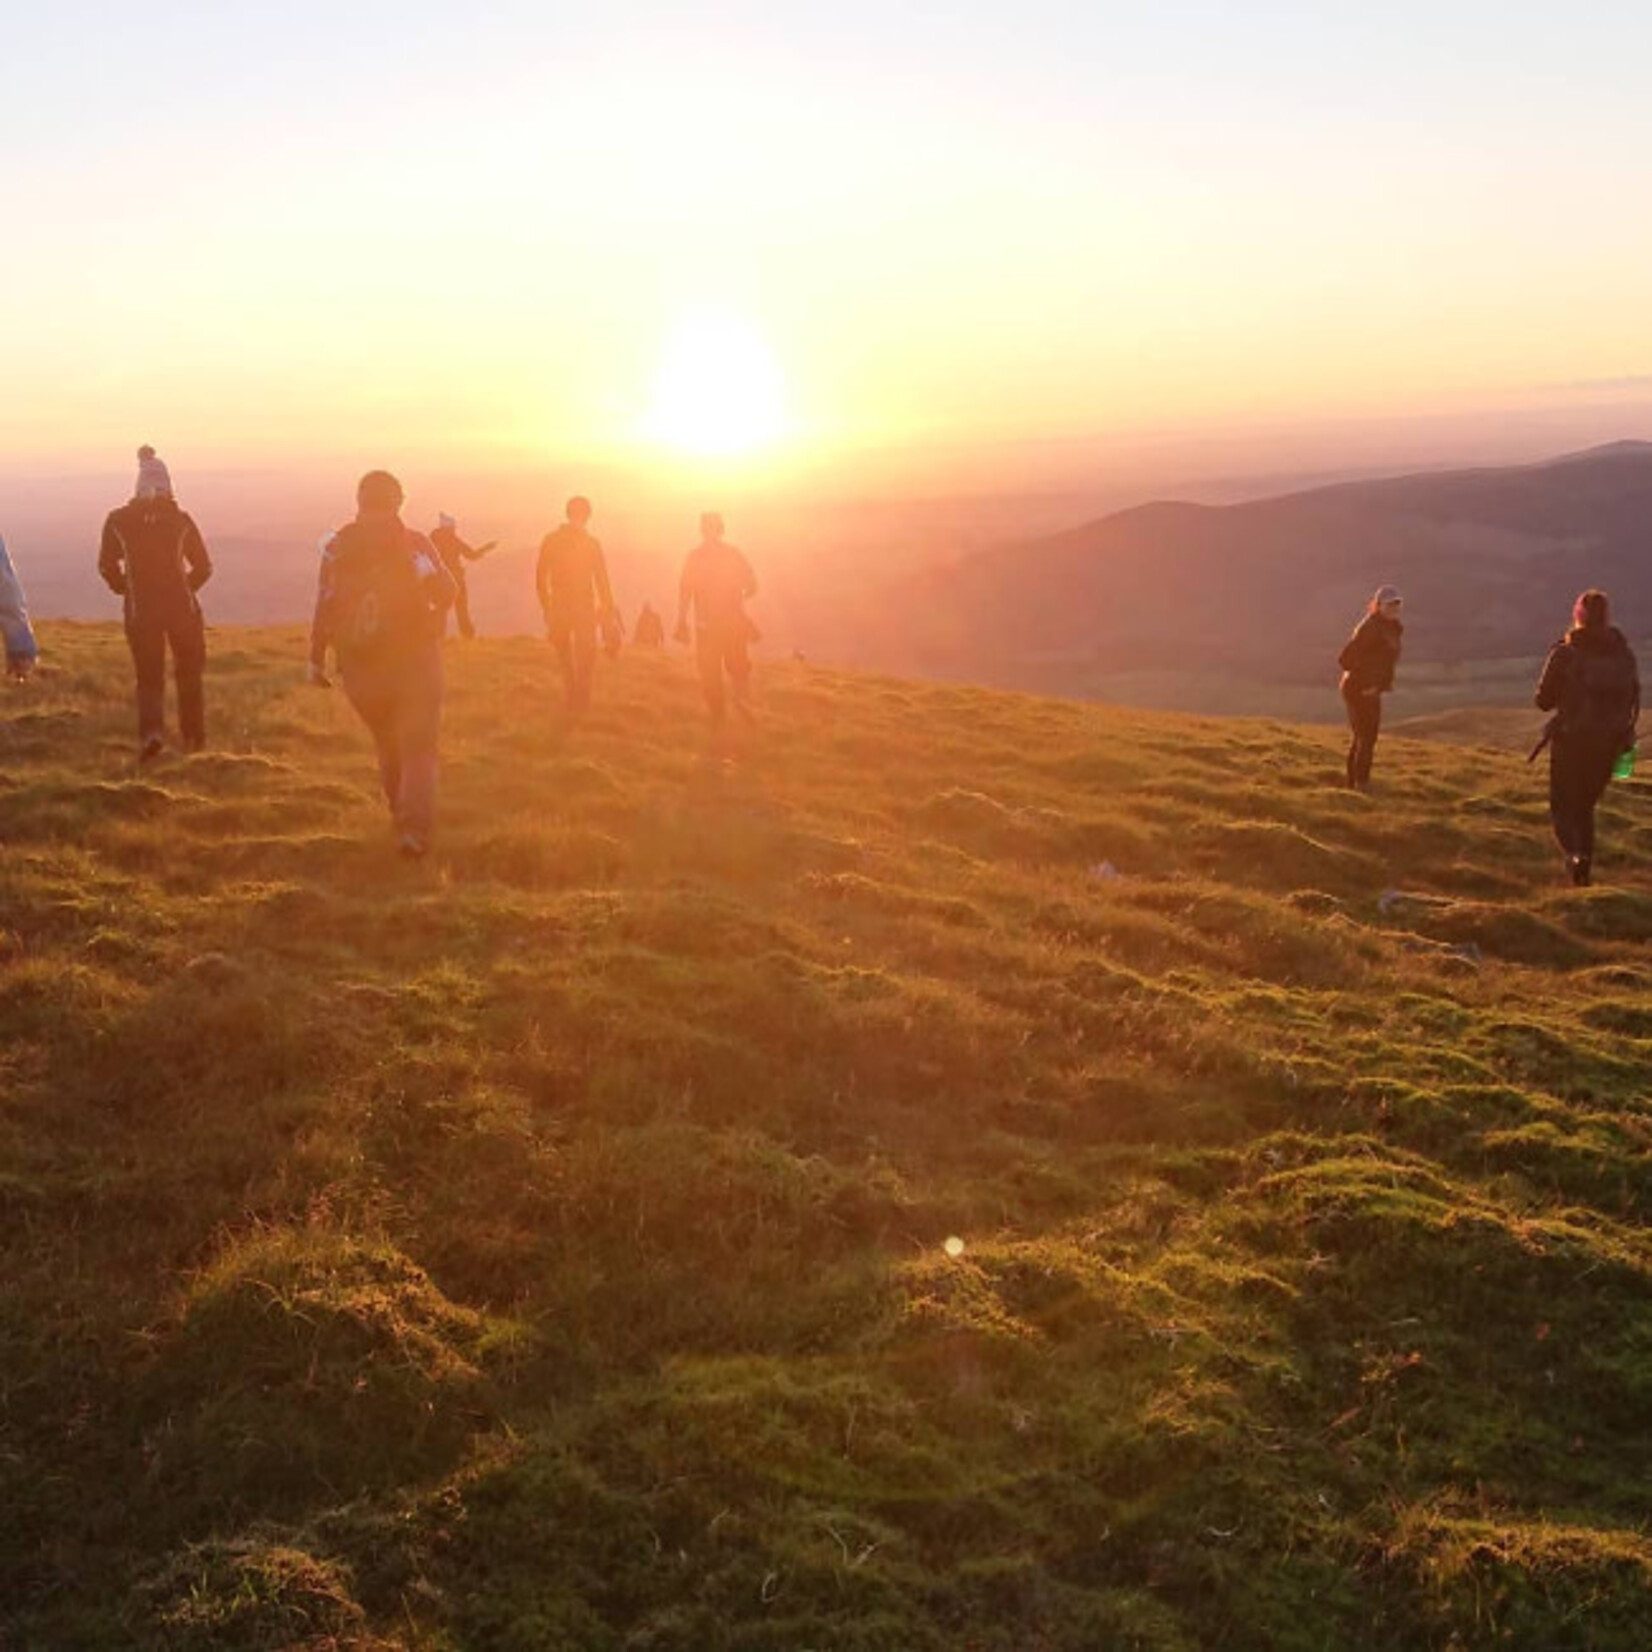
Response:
[3, 622, 1651, 1648]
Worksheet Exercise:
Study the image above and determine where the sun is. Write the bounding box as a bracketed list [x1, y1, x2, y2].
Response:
[643, 310, 788, 458]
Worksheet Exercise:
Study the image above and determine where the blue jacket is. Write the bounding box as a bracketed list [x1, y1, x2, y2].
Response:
[0, 536, 39, 671]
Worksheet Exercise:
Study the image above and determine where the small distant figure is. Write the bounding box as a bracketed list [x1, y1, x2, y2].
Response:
[98, 446, 213, 760]
[1337, 585, 1403, 791]
[675, 511, 759, 732]
[1533, 588, 1639, 887]
[428, 513, 495, 639]
[0, 534, 39, 682]
[310, 470, 457, 859]
[536, 496, 617, 714]
[632, 602, 665, 649]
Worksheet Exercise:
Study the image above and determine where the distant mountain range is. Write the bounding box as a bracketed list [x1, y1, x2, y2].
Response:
[897, 441, 1652, 689]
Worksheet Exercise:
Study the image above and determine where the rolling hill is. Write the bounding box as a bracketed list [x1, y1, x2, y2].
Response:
[901, 442, 1652, 705]
[3, 625, 1651, 1648]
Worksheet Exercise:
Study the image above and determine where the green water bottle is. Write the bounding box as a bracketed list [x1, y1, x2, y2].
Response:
[1612, 744, 1637, 782]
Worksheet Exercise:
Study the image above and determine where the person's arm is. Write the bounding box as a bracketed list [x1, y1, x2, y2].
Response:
[181, 514, 213, 592]
[535, 537, 553, 616]
[0, 542, 38, 673]
[1534, 642, 1568, 712]
[411, 532, 457, 613]
[309, 534, 338, 680]
[461, 537, 496, 562]
[98, 515, 128, 595]
[1376, 628, 1399, 693]
[1337, 616, 1371, 675]
[738, 549, 758, 602]
[592, 539, 615, 614]
[675, 553, 694, 639]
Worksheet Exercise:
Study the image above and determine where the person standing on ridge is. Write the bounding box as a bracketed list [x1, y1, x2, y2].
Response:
[1534, 588, 1639, 887]
[98, 446, 213, 760]
[0, 534, 39, 682]
[632, 601, 665, 648]
[1337, 585, 1403, 791]
[536, 496, 616, 714]
[428, 513, 495, 639]
[675, 511, 759, 733]
[310, 470, 456, 859]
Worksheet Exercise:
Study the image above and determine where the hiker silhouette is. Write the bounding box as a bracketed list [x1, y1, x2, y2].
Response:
[97, 446, 213, 760]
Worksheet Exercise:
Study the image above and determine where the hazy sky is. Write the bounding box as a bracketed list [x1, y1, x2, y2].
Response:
[8, 1, 1652, 477]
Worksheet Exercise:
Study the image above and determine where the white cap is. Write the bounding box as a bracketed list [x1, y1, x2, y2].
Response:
[438, 513, 457, 531]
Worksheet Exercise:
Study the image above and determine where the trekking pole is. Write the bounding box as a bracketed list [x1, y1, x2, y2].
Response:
[1527, 715, 1559, 764]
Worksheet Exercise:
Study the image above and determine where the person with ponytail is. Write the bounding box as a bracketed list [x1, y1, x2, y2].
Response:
[1336, 585, 1404, 790]
[310, 471, 456, 859]
[1534, 588, 1639, 886]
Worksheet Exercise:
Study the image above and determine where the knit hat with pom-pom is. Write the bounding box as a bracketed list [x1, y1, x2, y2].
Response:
[135, 445, 173, 500]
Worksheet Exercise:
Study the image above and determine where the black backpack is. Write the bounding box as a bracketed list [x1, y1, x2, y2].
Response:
[1567, 642, 1638, 741]
[328, 523, 428, 657]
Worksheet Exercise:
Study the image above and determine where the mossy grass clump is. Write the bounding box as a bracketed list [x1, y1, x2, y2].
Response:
[137, 1226, 493, 1521]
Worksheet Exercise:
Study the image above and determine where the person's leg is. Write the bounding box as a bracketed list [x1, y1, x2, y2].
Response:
[571, 614, 597, 712]
[453, 573, 475, 639]
[1550, 744, 1596, 882]
[550, 622, 577, 706]
[724, 629, 753, 720]
[342, 657, 402, 813]
[1356, 693, 1382, 786]
[696, 627, 726, 726]
[1343, 690, 1377, 788]
[125, 608, 167, 752]
[1576, 739, 1617, 872]
[390, 643, 444, 850]
[170, 602, 208, 750]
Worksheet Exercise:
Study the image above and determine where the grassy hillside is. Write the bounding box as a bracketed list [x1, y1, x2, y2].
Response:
[4, 624, 1651, 1650]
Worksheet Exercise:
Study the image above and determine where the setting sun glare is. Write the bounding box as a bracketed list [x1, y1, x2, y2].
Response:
[642, 311, 789, 460]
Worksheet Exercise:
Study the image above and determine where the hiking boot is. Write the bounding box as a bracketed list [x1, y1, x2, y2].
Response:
[397, 832, 428, 861]
[1567, 854, 1592, 888]
[139, 735, 165, 763]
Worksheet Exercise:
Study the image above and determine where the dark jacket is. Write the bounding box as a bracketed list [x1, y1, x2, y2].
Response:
[1338, 611, 1402, 695]
[536, 525, 614, 622]
[99, 498, 212, 615]
[1535, 624, 1639, 745]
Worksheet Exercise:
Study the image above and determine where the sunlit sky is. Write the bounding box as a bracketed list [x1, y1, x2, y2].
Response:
[7, 1, 1652, 477]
